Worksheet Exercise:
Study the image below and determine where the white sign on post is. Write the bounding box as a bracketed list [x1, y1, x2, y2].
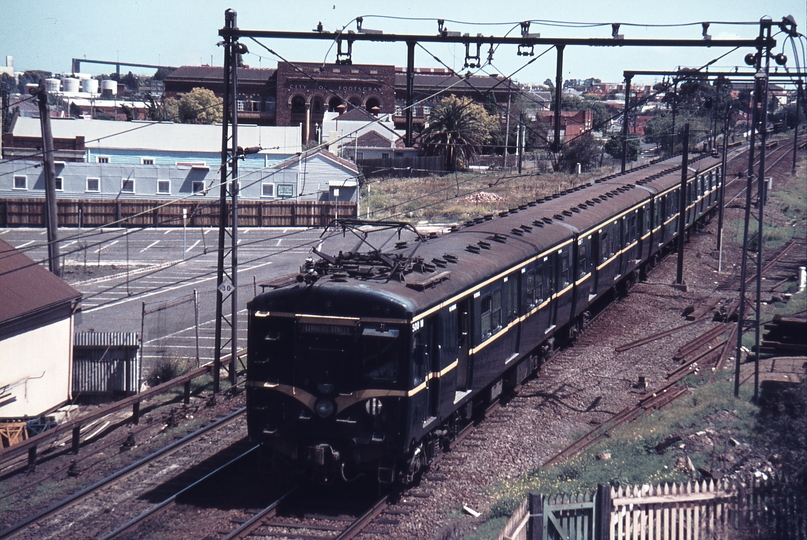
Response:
[218, 278, 233, 295]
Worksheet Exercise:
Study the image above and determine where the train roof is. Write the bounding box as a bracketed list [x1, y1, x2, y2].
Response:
[251, 153, 723, 320]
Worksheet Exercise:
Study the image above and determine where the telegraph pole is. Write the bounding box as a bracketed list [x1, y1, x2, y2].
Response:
[214, 9, 242, 392]
[32, 79, 61, 277]
[675, 123, 690, 287]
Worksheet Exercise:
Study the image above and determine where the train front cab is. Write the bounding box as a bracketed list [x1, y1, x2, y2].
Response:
[246, 306, 414, 483]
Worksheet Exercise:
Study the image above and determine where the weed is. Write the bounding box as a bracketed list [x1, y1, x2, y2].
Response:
[147, 356, 194, 387]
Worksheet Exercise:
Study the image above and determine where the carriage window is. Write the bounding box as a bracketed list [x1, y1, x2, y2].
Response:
[361, 326, 400, 381]
[627, 214, 637, 244]
[506, 276, 518, 322]
[540, 258, 552, 300]
[577, 240, 589, 278]
[526, 271, 536, 308]
[600, 231, 609, 262]
[481, 296, 491, 338]
[412, 331, 428, 386]
[492, 290, 502, 332]
[560, 248, 572, 288]
[480, 290, 502, 338]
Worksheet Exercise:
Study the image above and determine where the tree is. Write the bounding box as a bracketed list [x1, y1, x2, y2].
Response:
[117, 71, 139, 93]
[419, 94, 498, 171]
[15, 70, 51, 93]
[153, 67, 174, 81]
[164, 87, 223, 124]
[604, 134, 641, 162]
[555, 133, 601, 173]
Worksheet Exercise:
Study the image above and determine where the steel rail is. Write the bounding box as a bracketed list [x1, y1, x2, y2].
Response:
[336, 495, 392, 540]
[103, 444, 262, 540]
[0, 407, 246, 539]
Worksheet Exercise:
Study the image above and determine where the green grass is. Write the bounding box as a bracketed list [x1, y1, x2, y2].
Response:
[488, 370, 759, 519]
[361, 170, 596, 224]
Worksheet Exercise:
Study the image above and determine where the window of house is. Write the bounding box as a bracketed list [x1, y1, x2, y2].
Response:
[55, 177, 64, 191]
[237, 100, 245, 111]
[381, 152, 390, 160]
[96, 156, 109, 164]
[13, 175, 27, 190]
[157, 179, 170, 194]
[192, 181, 205, 195]
[261, 183, 275, 197]
[86, 177, 100, 192]
[121, 179, 135, 193]
[141, 157, 155, 165]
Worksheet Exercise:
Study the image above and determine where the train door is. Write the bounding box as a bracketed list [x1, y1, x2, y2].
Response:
[503, 273, 520, 360]
[575, 235, 593, 310]
[591, 232, 601, 296]
[639, 204, 650, 262]
[411, 319, 432, 428]
[542, 254, 557, 330]
[556, 245, 573, 326]
[454, 299, 471, 395]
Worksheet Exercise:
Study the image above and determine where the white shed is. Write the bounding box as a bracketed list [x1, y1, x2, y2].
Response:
[0, 239, 82, 420]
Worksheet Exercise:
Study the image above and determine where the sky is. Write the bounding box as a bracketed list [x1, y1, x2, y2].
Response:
[1, 0, 805, 86]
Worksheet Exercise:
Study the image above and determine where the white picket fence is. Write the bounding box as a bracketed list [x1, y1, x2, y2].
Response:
[497, 476, 806, 540]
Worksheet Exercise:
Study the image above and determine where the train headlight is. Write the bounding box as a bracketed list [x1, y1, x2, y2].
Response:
[365, 398, 383, 417]
[314, 398, 335, 418]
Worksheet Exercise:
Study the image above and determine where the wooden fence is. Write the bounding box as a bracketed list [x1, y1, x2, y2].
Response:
[497, 477, 806, 540]
[0, 198, 356, 228]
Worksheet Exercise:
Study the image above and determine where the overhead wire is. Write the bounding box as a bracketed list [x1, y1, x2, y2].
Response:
[4, 17, 801, 289]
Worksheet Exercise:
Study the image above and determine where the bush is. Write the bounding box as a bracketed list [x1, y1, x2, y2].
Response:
[147, 356, 193, 387]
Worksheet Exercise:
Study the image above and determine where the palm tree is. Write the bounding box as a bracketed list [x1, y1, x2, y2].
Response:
[419, 95, 498, 171]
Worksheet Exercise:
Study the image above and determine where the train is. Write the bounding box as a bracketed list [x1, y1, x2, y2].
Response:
[246, 152, 724, 484]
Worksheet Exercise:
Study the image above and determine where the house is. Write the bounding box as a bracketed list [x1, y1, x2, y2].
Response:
[0, 238, 82, 420]
[535, 110, 594, 143]
[1, 116, 305, 202]
[248, 147, 361, 203]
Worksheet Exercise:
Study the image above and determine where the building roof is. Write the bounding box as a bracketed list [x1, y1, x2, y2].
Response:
[356, 130, 395, 148]
[0, 238, 81, 326]
[165, 65, 275, 84]
[394, 71, 518, 93]
[10, 117, 300, 155]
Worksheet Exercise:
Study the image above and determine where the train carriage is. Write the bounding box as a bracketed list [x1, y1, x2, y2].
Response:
[246, 152, 723, 484]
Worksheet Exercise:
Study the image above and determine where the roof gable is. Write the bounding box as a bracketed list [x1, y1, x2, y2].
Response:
[356, 130, 393, 148]
[273, 148, 359, 175]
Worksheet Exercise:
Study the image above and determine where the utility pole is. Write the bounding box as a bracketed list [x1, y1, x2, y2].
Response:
[621, 75, 633, 173]
[214, 9, 242, 392]
[552, 45, 564, 152]
[675, 123, 690, 287]
[31, 79, 61, 277]
[734, 18, 775, 401]
[517, 113, 524, 174]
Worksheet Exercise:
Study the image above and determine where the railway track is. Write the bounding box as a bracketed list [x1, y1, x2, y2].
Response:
[0, 407, 249, 540]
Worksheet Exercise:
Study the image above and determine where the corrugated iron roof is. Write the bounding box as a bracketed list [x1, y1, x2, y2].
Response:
[74, 332, 138, 347]
[0, 238, 82, 325]
[165, 65, 276, 83]
[11, 117, 300, 155]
